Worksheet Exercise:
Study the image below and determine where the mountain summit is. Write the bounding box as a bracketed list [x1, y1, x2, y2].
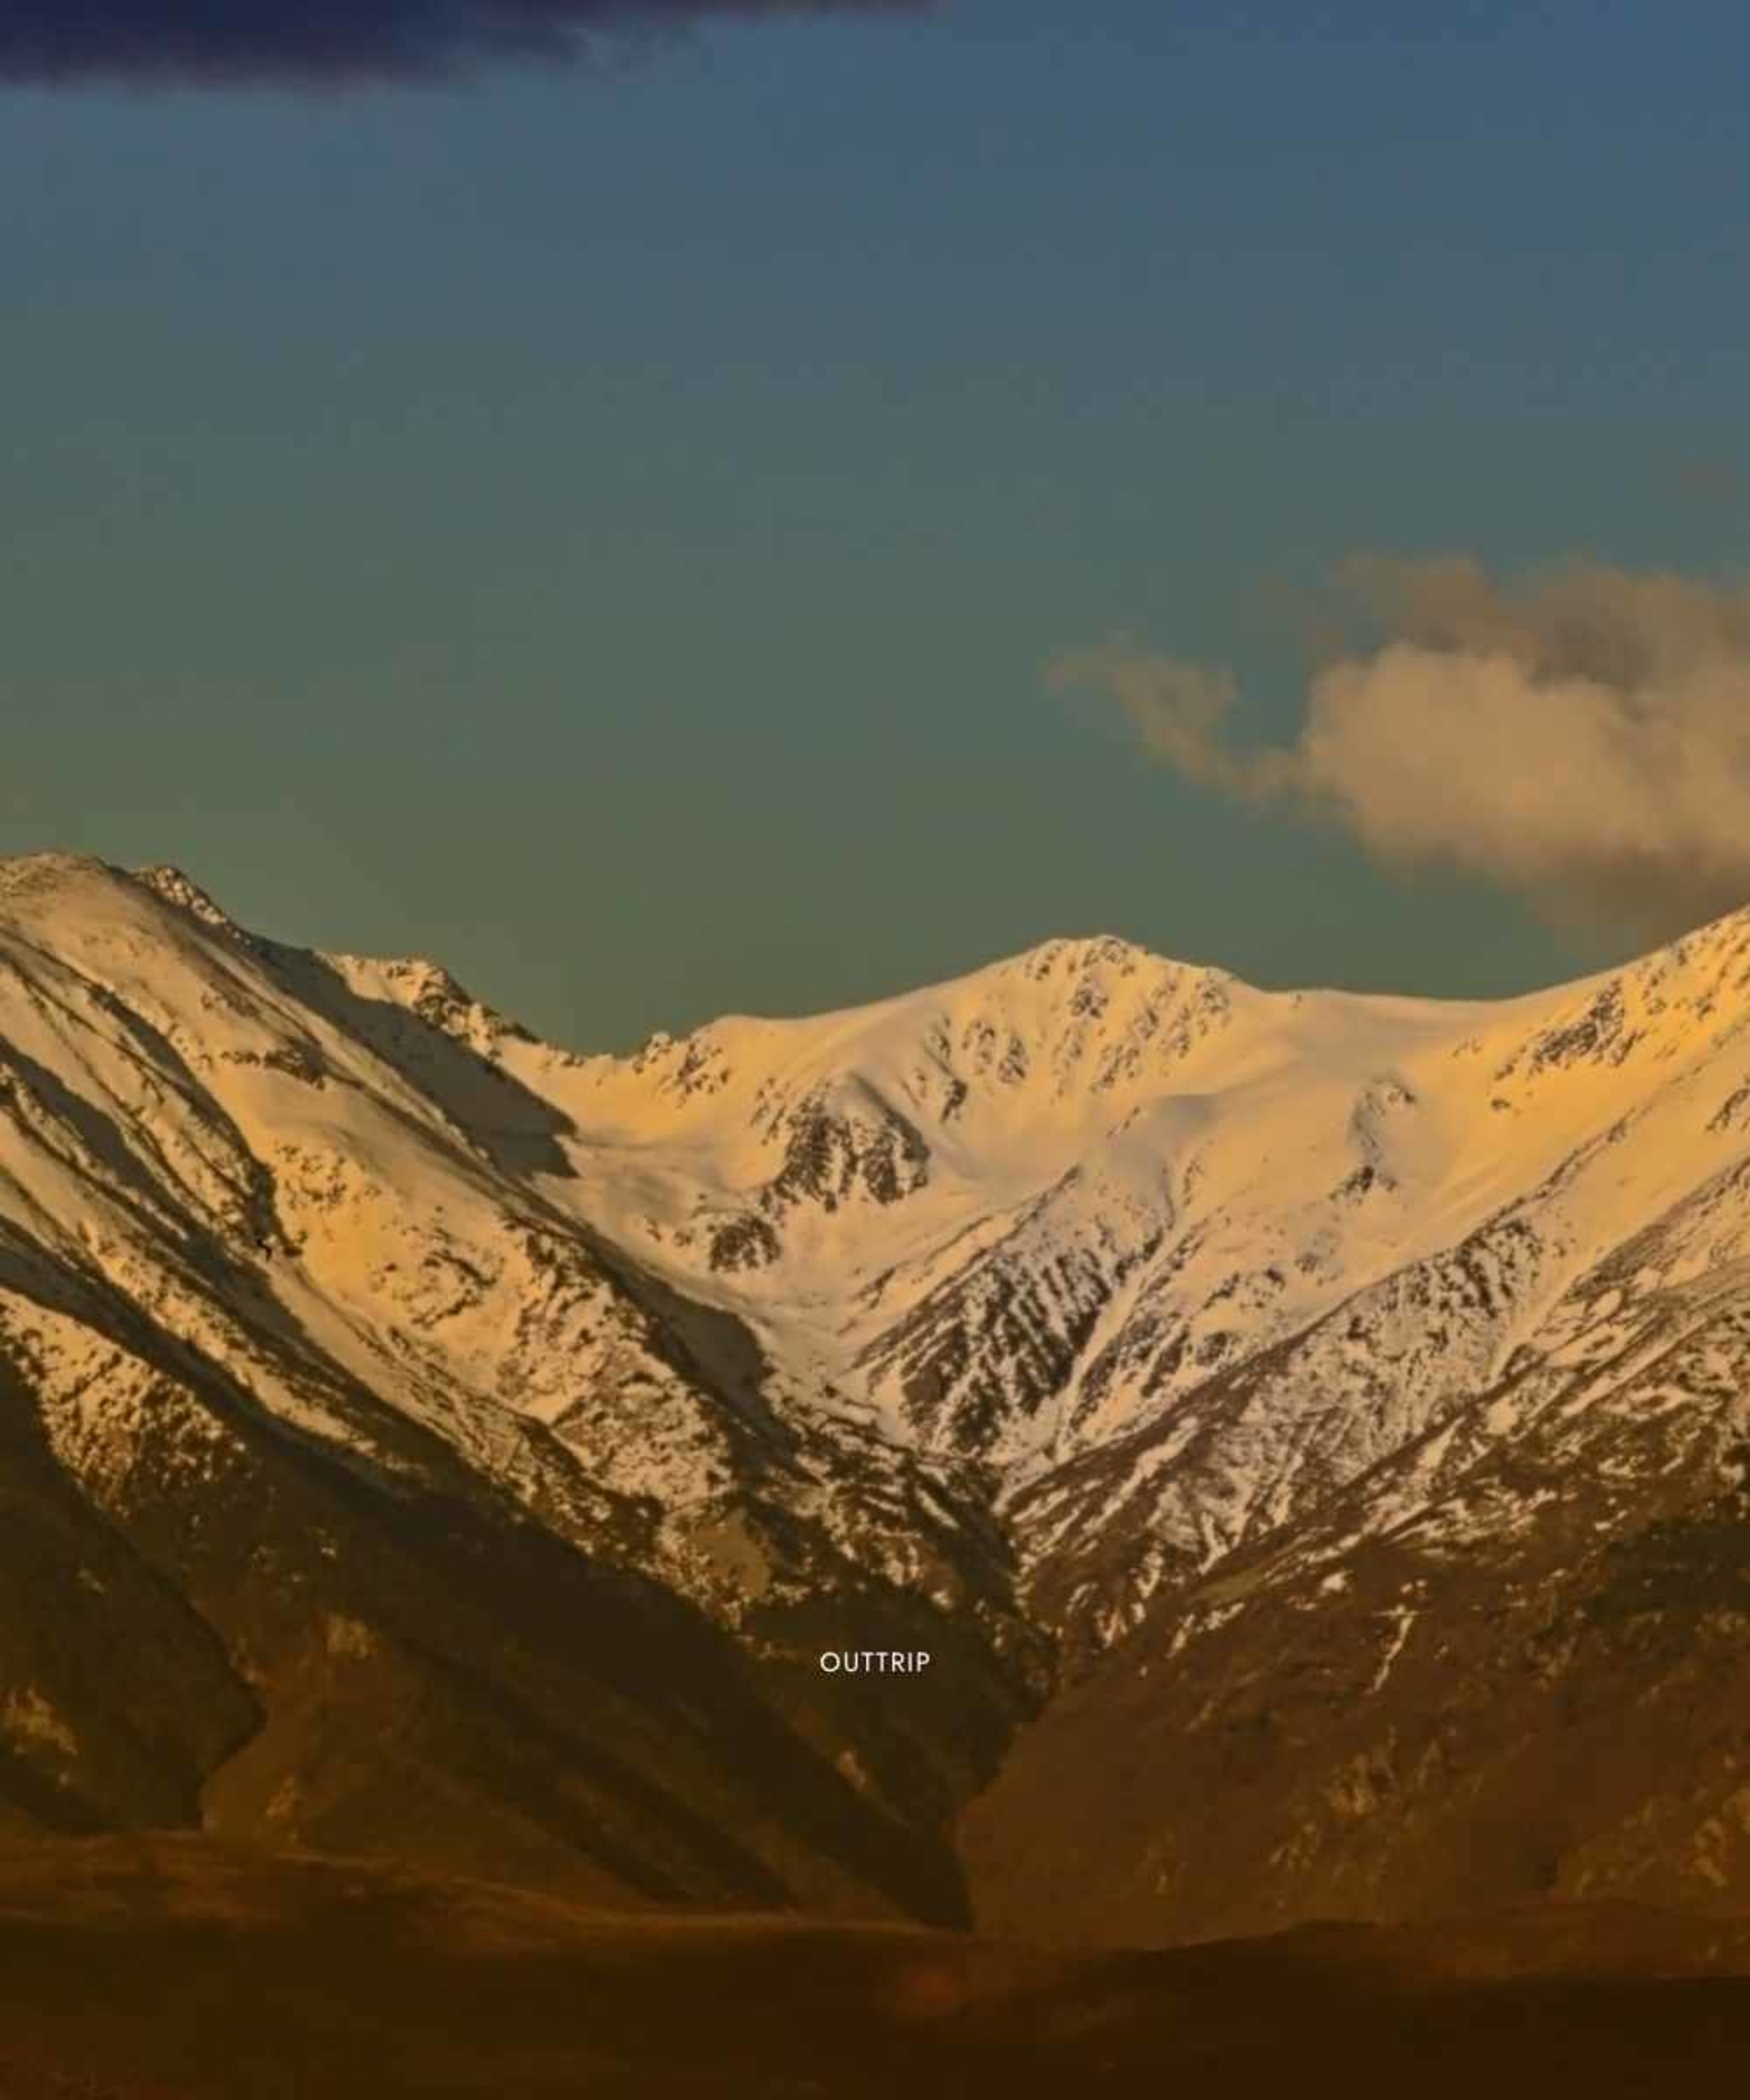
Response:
[1, 851, 1747, 1939]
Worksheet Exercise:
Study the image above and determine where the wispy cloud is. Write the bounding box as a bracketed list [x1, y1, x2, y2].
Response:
[1054, 556, 1750, 940]
[0, 3, 930, 90]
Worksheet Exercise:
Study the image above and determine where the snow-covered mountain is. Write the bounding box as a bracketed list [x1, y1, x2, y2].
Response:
[2, 849, 1747, 1935]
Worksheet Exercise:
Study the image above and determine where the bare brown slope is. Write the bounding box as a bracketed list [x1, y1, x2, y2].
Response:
[0, 1327, 974, 1923]
[965, 1345, 1750, 1946]
[2, 1839, 1749, 2098]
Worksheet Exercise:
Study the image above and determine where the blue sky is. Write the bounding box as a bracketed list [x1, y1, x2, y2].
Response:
[3, 1, 1747, 1046]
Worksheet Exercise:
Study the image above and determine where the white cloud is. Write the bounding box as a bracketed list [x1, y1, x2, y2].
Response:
[1054, 557, 1750, 937]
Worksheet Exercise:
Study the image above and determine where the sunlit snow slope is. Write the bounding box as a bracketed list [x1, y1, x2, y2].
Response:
[530, 907, 1750, 1639]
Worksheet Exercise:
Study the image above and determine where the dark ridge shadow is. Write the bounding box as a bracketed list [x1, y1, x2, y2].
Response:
[255, 943, 578, 1182]
[0, 1043, 218, 1258]
[315, 1460, 974, 1925]
[0, 1219, 631, 1566]
[0, 941, 285, 1252]
[579, 1231, 802, 1459]
[393, 1637, 794, 1908]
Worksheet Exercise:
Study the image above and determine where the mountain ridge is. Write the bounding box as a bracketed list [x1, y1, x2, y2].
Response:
[2, 847, 1747, 1941]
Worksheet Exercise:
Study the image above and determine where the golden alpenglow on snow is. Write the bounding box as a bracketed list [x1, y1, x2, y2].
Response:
[5, 3, 1750, 2091]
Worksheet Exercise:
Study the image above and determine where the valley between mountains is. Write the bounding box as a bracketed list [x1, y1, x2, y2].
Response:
[1, 850, 1747, 1944]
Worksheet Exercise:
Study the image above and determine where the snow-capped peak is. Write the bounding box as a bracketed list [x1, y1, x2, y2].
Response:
[131, 862, 250, 939]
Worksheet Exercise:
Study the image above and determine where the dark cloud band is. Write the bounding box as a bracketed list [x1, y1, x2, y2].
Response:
[0, 3, 927, 87]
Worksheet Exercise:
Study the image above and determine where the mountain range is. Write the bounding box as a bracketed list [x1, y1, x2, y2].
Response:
[1, 848, 1747, 1943]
